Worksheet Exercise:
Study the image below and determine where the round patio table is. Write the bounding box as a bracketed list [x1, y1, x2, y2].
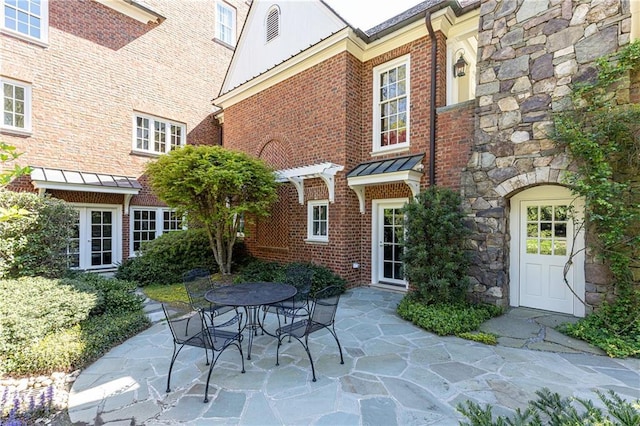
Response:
[205, 282, 297, 360]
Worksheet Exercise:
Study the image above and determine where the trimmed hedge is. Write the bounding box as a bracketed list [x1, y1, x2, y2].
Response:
[115, 228, 218, 286]
[0, 190, 77, 279]
[0, 274, 149, 375]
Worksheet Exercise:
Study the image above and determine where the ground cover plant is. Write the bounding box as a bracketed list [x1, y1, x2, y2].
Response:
[554, 40, 640, 358]
[0, 273, 149, 422]
[458, 387, 640, 425]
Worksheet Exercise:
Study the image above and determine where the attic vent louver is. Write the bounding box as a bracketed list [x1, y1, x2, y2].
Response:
[266, 6, 279, 42]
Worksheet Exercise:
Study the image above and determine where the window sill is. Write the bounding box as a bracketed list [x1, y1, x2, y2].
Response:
[213, 37, 235, 50]
[130, 149, 161, 158]
[304, 238, 329, 245]
[1, 28, 49, 48]
[370, 145, 410, 157]
[1, 127, 33, 137]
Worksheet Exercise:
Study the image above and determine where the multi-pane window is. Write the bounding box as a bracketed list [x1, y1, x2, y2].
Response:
[2, 0, 48, 42]
[307, 200, 328, 242]
[2, 78, 31, 132]
[373, 55, 410, 152]
[266, 6, 279, 42]
[131, 208, 182, 253]
[216, 2, 235, 46]
[133, 114, 185, 155]
[526, 205, 569, 256]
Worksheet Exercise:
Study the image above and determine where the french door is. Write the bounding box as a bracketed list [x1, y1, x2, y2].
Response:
[68, 206, 121, 270]
[372, 199, 408, 289]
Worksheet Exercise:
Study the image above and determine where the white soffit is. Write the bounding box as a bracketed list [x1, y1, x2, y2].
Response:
[275, 162, 344, 204]
[94, 0, 165, 24]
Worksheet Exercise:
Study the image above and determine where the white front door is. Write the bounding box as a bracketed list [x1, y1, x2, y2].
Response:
[509, 186, 585, 316]
[372, 199, 408, 289]
[68, 206, 121, 270]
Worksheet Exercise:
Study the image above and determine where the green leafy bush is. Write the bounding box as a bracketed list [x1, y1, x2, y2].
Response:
[401, 187, 471, 304]
[559, 289, 640, 358]
[458, 387, 640, 426]
[0, 190, 76, 278]
[397, 294, 502, 336]
[115, 228, 218, 286]
[234, 260, 347, 295]
[0, 274, 148, 375]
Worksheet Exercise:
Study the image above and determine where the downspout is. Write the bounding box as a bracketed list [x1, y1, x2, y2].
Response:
[425, 11, 437, 186]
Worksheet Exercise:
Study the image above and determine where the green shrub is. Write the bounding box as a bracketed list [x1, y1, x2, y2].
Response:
[397, 294, 502, 336]
[458, 387, 640, 426]
[559, 289, 640, 358]
[0, 191, 77, 278]
[0, 274, 148, 375]
[401, 187, 471, 304]
[115, 228, 218, 286]
[234, 260, 347, 295]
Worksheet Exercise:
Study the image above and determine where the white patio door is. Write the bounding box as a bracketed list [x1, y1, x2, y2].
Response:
[372, 199, 408, 289]
[68, 206, 121, 269]
[510, 186, 585, 316]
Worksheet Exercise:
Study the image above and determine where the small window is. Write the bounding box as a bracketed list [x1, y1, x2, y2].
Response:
[2, 0, 48, 43]
[372, 55, 410, 153]
[131, 208, 182, 254]
[133, 113, 185, 155]
[1, 78, 31, 134]
[216, 1, 236, 46]
[307, 200, 328, 242]
[266, 6, 279, 42]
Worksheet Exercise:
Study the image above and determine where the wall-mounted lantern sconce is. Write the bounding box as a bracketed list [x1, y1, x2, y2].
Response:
[453, 49, 468, 78]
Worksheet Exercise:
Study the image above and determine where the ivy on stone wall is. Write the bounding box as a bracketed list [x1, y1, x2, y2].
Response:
[553, 41, 639, 357]
[554, 40, 640, 296]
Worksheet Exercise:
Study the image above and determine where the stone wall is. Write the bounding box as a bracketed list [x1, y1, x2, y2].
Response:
[463, 0, 633, 308]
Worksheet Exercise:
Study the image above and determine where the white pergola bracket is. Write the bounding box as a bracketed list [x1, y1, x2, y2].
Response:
[276, 162, 344, 205]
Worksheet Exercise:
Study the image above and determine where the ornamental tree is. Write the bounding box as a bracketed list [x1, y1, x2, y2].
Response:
[145, 145, 278, 274]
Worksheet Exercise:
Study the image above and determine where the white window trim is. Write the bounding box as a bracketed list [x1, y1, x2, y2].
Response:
[0, 0, 49, 45]
[306, 200, 329, 243]
[215, 1, 236, 47]
[129, 207, 184, 255]
[131, 113, 186, 156]
[372, 54, 410, 153]
[1, 77, 32, 135]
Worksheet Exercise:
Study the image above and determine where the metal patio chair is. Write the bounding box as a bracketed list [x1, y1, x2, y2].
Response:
[275, 285, 344, 382]
[261, 264, 314, 335]
[162, 302, 245, 403]
[183, 268, 233, 328]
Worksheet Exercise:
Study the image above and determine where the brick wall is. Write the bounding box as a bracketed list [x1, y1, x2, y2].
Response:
[1, 0, 241, 178]
[223, 31, 472, 285]
[1, 0, 247, 266]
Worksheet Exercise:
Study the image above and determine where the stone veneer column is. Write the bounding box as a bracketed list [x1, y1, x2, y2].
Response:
[462, 0, 633, 307]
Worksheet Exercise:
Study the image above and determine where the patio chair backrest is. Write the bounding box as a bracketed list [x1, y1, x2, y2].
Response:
[183, 268, 213, 311]
[307, 285, 340, 331]
[162, 301, 209, 349]
[284, 264, 314, 302]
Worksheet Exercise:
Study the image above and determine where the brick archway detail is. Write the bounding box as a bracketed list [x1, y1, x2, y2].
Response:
[257, 138, 291, 169]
